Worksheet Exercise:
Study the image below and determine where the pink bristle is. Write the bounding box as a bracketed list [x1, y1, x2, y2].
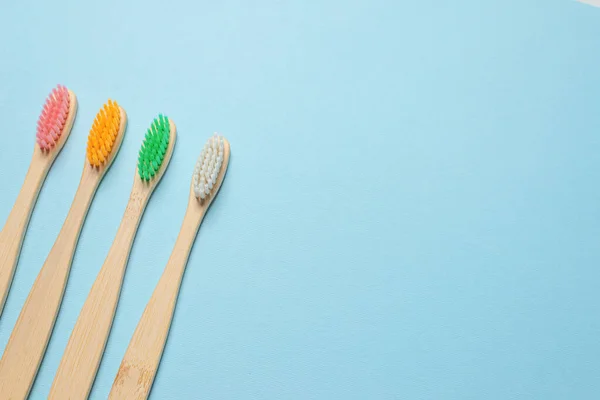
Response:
[36, 84, 71, 151]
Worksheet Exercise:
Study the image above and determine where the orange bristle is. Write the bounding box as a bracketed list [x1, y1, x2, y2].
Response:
[86, 100, 121, 167]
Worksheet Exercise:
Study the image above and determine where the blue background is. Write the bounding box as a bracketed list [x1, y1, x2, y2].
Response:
[1, 0, 599, 399]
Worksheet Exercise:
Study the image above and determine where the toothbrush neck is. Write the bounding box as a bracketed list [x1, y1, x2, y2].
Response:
[117, 189, 151, 242]
[164, 202, 206, 278]
[97, 188, 151, 278]
[60, 174, 98, 240]
[114, 190, 150, 250]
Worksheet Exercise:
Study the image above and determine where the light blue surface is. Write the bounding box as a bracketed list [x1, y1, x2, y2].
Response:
[0, 0, 599, 399]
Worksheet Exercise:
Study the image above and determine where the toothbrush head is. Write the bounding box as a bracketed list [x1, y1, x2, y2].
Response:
[86, 100, 126, 169]
[137, 114, 176, 183]
[36, 85, 76, 151]
[192, 133, 230, 203]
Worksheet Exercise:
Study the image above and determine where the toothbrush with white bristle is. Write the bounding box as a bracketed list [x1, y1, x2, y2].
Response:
[193, 134, 224, 199]
[109, 133, 230, 400]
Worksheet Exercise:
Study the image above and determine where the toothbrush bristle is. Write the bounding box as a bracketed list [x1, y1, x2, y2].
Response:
[36, 85, 70, 151]
[86, 100, 121, 167]
[193, 133, 225, 199]
[138, 115, 170, 181]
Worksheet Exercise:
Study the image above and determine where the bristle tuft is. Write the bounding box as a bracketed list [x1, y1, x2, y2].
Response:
[36, 85, 70, 151]
[193, 133, 225, 199]
[138, 115, 170, 181]
[87, 100, 121, 167]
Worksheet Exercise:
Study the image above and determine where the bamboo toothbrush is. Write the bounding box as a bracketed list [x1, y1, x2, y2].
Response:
[0, 100, 127, 399]
[109, 134, 230, 400]
[49, 115, 177, 400]
[0, 85, 77, 316]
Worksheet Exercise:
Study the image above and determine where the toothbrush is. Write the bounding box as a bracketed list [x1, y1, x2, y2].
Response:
[109, 134, 230, 400]
[0, 100, 127, 399]
[49, 115, 177, 400]
[0, 85, 77, 316]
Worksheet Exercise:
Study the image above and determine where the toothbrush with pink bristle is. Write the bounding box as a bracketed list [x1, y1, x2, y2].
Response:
[0, 85, 77, 315]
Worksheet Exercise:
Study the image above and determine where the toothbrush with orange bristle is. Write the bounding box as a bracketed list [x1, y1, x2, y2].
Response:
[0, 100, 127, 399]
[0, 85, 77, 316]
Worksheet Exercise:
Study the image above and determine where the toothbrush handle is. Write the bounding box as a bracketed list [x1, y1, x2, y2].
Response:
[109, 205, 205, 400]
[49, 190, 148, 400]
[0, 172, 97, 400]
[0, 153, 50, 315]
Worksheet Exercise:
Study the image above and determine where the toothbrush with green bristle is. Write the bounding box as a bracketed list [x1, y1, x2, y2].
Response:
[48, 115, 177, 400]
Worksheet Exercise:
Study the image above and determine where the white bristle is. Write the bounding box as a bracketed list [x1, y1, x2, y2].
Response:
[193, 133, 226, 200]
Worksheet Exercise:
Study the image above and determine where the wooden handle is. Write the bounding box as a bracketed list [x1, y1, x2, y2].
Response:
[0, 169, 99, 400]
[0, 91, 77, 318]
[0, 153, 50, 315]
[109, 202, 205, 400]
[49, 185, 150, 400]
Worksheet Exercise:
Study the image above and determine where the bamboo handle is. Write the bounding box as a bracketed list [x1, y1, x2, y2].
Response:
[49, 189, 149, 400]
[0, 152, 50, 315]
[109, 205, 205, 400]
[0, 171, 98, 400]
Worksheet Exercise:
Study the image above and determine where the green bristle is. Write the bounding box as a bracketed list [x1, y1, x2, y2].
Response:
[138, 115, 171, 181]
